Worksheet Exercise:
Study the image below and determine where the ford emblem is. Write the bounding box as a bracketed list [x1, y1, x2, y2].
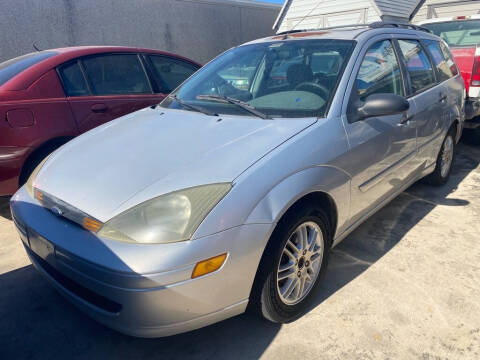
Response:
[51, 206, 63, 217]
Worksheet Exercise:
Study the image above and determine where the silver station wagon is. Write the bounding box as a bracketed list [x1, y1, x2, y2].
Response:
[11, 23, 464, 337]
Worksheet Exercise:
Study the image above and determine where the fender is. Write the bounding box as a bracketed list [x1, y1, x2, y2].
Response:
[245, 165, 351, 244]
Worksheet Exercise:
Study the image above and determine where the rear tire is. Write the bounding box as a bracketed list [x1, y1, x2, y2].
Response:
[250, 204, 331, 323]
[423, 128, 456, 186]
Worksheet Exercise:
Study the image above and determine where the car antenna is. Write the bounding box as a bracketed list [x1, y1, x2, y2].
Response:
[33, 43, 41, 52]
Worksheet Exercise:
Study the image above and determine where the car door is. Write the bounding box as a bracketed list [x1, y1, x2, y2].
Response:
[342, 38, 418, 224]
[396, 39, 445, 168]
[58, 53, 162, 134]
[423, 39, 459, 159]
[144, 54, 199, 96]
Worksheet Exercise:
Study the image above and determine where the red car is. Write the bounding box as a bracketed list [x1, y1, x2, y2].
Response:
[421, 16, 480, 137]
[0, 46, 200, 195]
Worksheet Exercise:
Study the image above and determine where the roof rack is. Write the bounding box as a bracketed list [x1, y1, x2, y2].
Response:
[369, 22, 432, 33]
[277, 21, 432, 36]
[277, 24, 369, 35]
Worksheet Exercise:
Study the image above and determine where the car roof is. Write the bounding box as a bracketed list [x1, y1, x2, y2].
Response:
[0, 46, 201, 91]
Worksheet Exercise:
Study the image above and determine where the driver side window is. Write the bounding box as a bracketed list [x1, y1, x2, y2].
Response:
[356, 40, 404, 102]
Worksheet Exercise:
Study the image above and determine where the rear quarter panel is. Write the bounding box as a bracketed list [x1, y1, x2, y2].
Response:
[0, 69, 78, 149]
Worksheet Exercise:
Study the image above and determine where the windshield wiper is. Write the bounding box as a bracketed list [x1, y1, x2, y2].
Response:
[169, 95, 218, 116]
[196, 95, 271, 119]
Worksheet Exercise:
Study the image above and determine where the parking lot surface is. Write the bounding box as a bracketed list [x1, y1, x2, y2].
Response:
[1, 142, 479, 360]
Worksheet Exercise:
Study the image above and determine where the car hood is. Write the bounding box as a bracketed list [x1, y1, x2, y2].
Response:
[34, 107, 316, 222]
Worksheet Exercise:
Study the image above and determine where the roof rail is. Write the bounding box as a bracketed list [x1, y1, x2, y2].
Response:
[276, 21, 432, 36]
[277, 24, 370, 35]
[369, 22, 432, 33]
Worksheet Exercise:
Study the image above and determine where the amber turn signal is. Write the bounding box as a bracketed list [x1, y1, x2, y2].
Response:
[34, 189, 43, 202]
[82, 217, 103, 233]
[191, 253, 227, 279]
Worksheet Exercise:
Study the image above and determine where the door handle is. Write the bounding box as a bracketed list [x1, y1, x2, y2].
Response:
[91, 103, 108, 113]
[440, 93, 447, 102]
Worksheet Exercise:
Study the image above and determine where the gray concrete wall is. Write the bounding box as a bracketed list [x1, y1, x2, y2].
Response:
[0, 0, 281, 64]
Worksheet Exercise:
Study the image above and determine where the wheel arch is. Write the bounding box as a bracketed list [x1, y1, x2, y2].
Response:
[451, 117, 461, 143]
[18, 135, 75, 186]
[245, 166, 351, 245]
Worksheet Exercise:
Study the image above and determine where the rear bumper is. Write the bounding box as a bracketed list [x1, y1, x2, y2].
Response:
[0, 147, 30, 196]
[465, 98, 480, 124]
[10, 187, 271, 337]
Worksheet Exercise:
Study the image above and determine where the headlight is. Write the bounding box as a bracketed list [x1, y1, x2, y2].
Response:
[98, 183, 231, 244]
[26, 155, 51, 198]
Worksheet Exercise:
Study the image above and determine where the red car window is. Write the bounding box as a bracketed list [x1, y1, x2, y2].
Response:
[148, 55, 198, 93]
[58, 61, 90, 96]
[81, 54, 152, 95]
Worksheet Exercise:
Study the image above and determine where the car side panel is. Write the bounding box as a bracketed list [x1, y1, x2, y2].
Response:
[338, 34, 418, 226]
[444, 75, 466, 139]
[0, 70, 77, 194]
[68, 94, 165, 133]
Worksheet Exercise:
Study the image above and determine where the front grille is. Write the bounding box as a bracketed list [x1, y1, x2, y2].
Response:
[27, 248, 122, 314]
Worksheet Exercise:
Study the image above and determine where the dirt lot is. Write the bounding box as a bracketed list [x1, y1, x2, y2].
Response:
[1, 142, 479, 360]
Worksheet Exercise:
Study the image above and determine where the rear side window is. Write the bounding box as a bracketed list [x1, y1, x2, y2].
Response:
[398, 40, 436, 94]
[424, 40, 454, 82]
[356, 40, 404, 102]
[148, 56, 198, 93]
[439, 42, 459, 76]
[58, 62, 90, 96]
[82, 54, 151, 95]
[0, 51, 57, 86]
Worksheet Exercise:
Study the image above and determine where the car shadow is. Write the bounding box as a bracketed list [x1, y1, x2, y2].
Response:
[0, 196, 12, 220]
[0, 142, 478, 360]
[0, 264, 281, 360]
[310, 140, 479, 310]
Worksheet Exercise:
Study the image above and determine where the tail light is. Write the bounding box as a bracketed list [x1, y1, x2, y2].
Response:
[471, 47, 480, 87]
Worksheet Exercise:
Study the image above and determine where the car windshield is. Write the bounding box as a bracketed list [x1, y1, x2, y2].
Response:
[161, 39, 355, 118]
[423, 20, 480, 47]
[0, 51, 57, 87]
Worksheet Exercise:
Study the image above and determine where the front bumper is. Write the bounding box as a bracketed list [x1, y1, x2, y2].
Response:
[10, 187, 272, 337]
[0, 147, 30, 196]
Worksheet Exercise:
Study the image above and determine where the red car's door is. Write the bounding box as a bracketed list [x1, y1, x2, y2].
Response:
[58, 53, 165, 134]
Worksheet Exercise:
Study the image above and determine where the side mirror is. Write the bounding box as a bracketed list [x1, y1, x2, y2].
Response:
[358, 93, 409, 120]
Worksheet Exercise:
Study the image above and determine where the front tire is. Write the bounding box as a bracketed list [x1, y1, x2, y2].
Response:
[251, 204, 331, 323]
[424, 128, 455, 186]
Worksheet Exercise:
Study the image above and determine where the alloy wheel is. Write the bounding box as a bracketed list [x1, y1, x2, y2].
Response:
[276, 221, 324, 305]
[441, 135, 454, 178]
